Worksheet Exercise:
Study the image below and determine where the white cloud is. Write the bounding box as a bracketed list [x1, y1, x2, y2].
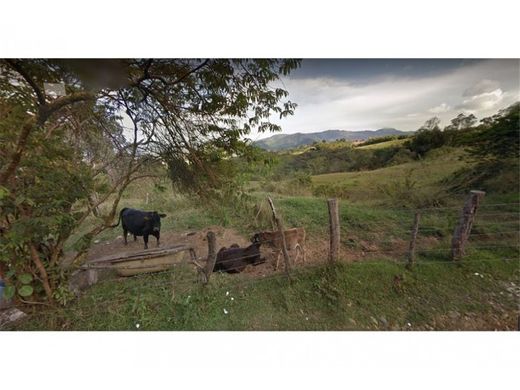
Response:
[463, 79, 501, 97]
[459, 88, 504, 111]
[428, 103, 451, 114]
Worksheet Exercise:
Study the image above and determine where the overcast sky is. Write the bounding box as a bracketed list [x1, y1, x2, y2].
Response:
[253, 59, 520, 140]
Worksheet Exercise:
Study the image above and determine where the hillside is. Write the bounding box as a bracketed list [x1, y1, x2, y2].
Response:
[254, 128, 411, 150]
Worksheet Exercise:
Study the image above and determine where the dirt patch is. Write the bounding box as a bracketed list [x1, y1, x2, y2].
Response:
[84, 226, 324, 278]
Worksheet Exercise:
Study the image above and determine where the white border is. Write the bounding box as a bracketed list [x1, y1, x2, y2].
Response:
[1, 1, 519, 388]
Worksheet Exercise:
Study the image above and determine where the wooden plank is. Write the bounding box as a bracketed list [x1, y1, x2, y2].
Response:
[86, 244, 193, 265]
[202, 231, 217, 284]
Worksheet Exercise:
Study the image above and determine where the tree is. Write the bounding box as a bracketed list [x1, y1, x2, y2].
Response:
[445, 113, 477, 131]
[405, 117, 445, 156]
[467, 102, 519, 163]
[445, 102, 519, 193]
[443, 113, 478, 146]
[0, 59, 299, 304]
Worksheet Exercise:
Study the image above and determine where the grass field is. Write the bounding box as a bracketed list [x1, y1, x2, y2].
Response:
[356, 138, 408, 150]
[312, 147, 468, 205]
[12, 145, 519, 331]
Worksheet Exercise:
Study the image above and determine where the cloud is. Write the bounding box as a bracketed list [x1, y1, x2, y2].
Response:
[428, 103, 451, 114]
[463, 79, 501, 97]
[458, 88, 504, 111]
[252, 59, 520, 138]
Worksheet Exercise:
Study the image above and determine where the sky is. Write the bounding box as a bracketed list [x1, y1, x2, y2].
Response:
[253, 59, 520, 140]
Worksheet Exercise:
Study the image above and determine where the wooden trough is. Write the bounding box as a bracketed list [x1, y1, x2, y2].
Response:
[82, 244, 197, 277]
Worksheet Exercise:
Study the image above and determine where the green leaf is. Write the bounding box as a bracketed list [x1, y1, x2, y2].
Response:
[18, 273, 33, 284]
[3, 285, 15, 300]
[18, 285, 34, 297]
[0, 185, 9, 200]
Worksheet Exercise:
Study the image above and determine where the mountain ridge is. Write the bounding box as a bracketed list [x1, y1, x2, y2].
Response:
[254, 128, 411, 150]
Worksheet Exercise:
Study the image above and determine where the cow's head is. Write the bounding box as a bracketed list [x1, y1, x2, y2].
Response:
[145, 211, 167, 232]
[250, 233, 265, 245]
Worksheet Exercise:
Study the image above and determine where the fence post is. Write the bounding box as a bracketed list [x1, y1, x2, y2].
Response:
[407, 212, 420, 268]
[451, 190, 486, 260]
[191, 231, 217, 285]
[267, 197, 292, 277]
[327, 198, 340, 264]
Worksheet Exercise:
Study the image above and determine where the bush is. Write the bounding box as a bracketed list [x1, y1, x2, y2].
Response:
[377, 168, 449, 208]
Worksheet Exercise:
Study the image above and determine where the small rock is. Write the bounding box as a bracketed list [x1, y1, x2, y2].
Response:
[94, 239, 100, 244]
[69, 269, 99, 295]
[0, 308, 27, 328]
[448, 311, 461, 320]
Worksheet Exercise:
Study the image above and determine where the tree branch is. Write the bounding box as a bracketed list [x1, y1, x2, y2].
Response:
[4, 59, 46, 105]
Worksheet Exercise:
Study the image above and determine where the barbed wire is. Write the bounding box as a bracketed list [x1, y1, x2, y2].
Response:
[345, 202, 520, 213]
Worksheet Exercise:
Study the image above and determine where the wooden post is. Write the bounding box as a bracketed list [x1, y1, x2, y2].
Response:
[267, 197, 291, 276]
[407, 212, 420, 268]
[327, 198, 340, 264]
[202, 231, 217, 283]
[451, 190, 486, 260]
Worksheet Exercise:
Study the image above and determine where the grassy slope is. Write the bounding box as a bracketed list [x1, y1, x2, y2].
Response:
[13, 146, 520, 330]
[312, 147, 467, 204]
[356, 138, 407, 150]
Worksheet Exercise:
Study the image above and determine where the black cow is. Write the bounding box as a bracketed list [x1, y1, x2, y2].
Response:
[112, 208, 167, 249]
[214, 239, 265, 273]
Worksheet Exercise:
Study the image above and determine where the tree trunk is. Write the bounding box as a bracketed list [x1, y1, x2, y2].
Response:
[0, 120, 35, 186]
[29, 244, 54, 303]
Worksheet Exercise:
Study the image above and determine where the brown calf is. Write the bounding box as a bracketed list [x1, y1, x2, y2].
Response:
[251, 227, 306, 270]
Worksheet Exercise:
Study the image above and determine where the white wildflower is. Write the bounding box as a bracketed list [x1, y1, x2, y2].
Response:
[223, 308, 228, 314]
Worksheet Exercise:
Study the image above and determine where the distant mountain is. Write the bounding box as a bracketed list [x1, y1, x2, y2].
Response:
[254, 128, 411, 151]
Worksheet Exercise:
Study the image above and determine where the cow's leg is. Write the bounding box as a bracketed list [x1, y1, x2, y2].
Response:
[294, 244, 304, 265]
[274, 250, 281, 270]
[143, 234, 149, 249]
[123, 229, 128, 245]
[155, 232, 160, 247]
[134, 235, 137, 242]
